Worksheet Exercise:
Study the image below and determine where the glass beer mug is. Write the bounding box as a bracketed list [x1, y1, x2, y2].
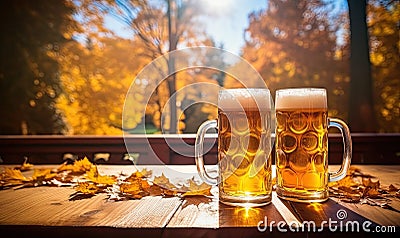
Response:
[275, 88, 352, 202]
[195, 88, 274, 207]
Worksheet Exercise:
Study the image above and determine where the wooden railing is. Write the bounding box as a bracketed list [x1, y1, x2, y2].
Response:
[0, 133, 399, 165]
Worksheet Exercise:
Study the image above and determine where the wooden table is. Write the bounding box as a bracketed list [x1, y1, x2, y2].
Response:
[0, 165, 399, 237]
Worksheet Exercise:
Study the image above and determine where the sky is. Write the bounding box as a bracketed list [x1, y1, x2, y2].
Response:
[105, 0, 268, 55]
[200, 0, 267, 54]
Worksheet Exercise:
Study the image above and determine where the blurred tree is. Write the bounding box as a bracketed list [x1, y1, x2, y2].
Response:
[242, 0, 349, 119]
[367, 0, 400, 132]
[76, 0, 214, 133]
[55, 37, 148, 134]
[0, 0, 76, 134]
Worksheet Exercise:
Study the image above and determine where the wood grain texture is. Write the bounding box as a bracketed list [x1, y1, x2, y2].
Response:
[0, 165, 399, 237]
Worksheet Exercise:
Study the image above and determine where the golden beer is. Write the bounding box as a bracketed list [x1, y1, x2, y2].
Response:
[276, 108, 329, 201]
[195, 88, 273, 207]
[218, 109, 272, 202]
[275, 88, 352, 202]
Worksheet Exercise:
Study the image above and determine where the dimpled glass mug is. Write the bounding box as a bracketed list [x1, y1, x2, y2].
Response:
[275, 88, 352, 202]
[195, 88, 274, 207]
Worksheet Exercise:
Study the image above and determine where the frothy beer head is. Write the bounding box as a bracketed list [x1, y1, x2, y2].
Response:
[218, 88, 271, 111]
[275, 88, 327, 109]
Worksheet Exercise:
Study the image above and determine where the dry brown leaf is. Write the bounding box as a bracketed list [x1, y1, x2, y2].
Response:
[362, 177, 380, 189]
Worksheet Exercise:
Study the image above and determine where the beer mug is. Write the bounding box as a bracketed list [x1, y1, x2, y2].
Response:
[275, 88, 352, 202]
[195, 88, 274, 207]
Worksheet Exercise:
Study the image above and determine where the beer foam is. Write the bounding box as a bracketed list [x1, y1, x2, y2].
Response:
[275, 88, 327, 109]
[218, 88, 271, 111]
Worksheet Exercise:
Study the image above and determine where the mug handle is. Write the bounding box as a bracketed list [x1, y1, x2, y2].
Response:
[195, 119, 218, 185]
[328, 118, 352, 182]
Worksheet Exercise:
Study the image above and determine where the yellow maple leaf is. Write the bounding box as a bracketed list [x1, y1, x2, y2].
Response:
[181, 178, 212, 197]
[125, 168, 153, 181]
[135, 168, 152, 178]
[1, 168, 29, 185]
[57, 157, 94, 174]
[85, 166, 116, 185]
[32, 169, 58, 181]
[72, 157, 94, 173]
[153, 173, 177, 190]
[120, 179, 151, 199]
[75, 182, 99, 195]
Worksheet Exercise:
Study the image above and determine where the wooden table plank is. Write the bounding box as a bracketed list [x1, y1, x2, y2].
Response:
[167, 195, 219, 228]
[0, 187, 182, 228]
[0, 164, 399, 237]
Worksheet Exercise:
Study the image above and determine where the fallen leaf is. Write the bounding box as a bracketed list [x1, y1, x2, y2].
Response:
[32, 169, 58, 181]
[125, 168, 153, 181]
[362, 177, 380, 189]
[364, 187, 382, 198]
[120, 179, 151, 199]
[153, 173, 177, 190]
[75, 182, 100, 195]
[15, 158, 33, 171]
[58, 157, 94, 174]
[182, 179, 212, 197]
[85, 166, 116, 186]
[2, 168, 29, 182]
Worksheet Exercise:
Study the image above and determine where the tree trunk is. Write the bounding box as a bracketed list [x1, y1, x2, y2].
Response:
[167, 0, 177, 133]
[347, 0, 377, 132]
